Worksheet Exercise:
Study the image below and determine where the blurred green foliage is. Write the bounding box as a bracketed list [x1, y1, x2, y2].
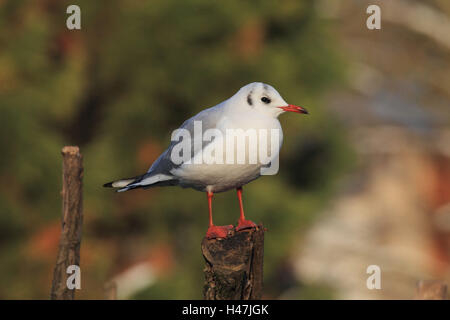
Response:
[0, 0, 353, 299]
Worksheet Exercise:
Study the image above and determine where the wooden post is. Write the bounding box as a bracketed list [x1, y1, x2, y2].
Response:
[415, 280, 447, 300]
[202, 225, 264, 300]
[50, 146, 84, 300]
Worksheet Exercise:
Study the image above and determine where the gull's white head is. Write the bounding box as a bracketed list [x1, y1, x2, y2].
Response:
[230, 82, 308, 118]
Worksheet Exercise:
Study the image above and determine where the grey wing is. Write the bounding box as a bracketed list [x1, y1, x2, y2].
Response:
[110, 104, 225, 191]
[147, 103, 225, 176]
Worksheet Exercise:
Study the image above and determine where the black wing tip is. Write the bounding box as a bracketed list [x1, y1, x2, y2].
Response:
[103, 182, 114, 188]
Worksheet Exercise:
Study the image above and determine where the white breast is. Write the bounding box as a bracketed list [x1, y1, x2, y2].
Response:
[170, 111, 283, 192]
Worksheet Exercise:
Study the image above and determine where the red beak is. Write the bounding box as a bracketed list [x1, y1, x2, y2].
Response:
[278, 104, 309, 114]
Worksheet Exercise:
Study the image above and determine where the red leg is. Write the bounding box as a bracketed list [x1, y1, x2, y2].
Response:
[236, 187, 257, 231]
[205, 191, 233, 239]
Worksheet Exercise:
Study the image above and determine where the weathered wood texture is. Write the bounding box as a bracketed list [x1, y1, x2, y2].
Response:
[202, 225, 264, 300]
[415, 280, 447, 300]
[50, 146, 84, 300]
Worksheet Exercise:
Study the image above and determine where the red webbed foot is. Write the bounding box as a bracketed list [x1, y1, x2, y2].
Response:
[206, 225, 233, 239]
[236, 219, 257, 231]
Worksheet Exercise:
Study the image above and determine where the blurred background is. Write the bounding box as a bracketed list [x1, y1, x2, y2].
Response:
[0, 0, 449, 299]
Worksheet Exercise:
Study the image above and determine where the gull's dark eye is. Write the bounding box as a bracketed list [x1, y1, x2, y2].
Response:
[261, 97, 271, 104]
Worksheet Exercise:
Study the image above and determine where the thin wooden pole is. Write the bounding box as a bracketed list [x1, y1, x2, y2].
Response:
[50, 146, 84, 300]
[202, 225, 264, 300]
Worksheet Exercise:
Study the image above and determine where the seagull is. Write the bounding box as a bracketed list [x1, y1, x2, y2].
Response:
[104, 82, 308, 239]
